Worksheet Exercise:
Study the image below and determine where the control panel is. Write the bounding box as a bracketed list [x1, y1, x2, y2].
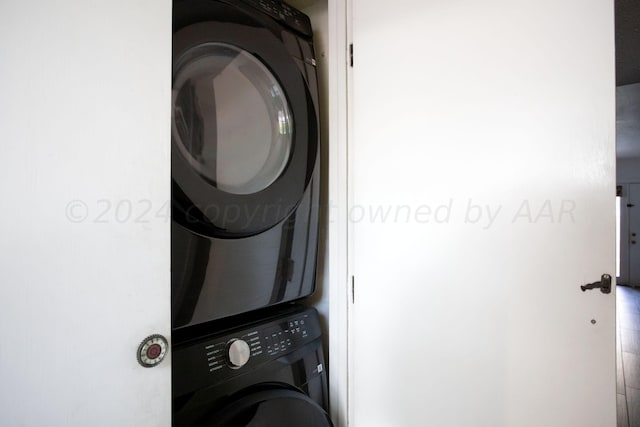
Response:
[242, 0, 313, 38]
[204, 329, 264, 373]
[173, 308, 322, 396]
[264, 317, 310, 355]
[204, 312, 317, 374]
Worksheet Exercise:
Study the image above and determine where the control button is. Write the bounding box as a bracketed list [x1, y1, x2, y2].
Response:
[146, 344, 162, 359]
[227, 339, 251, 369]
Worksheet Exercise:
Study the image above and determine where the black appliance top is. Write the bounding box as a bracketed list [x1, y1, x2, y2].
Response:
[239, 0, 313, 38]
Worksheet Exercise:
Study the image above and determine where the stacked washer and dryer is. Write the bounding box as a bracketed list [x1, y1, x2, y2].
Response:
[171, 0, 331, 425]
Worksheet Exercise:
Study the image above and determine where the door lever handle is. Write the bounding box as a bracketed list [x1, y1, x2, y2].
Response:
[580, 274, 612, 294]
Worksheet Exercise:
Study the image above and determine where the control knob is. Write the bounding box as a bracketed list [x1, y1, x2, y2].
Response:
[227, 339, 251, 369]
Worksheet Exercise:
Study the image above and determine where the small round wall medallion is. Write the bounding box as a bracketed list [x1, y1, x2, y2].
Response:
[137, 334, 169, 368]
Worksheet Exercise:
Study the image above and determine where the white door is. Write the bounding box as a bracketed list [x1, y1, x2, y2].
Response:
[0, 1, 172, 425]
[349, 0, 616, 426]
[628, 184, 640, 285]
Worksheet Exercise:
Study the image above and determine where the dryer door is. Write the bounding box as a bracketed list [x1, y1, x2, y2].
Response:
[172, 20, 318, 237]
[204, 388, 333, 427]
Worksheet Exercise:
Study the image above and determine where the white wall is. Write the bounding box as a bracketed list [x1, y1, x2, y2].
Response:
[617, 158, 640, 284]
[0, 1, 172, 425]
[616, 83, 640, 284]
[301, 0, 330, 338]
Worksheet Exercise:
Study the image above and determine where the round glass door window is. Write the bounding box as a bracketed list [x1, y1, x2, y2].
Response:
[172, 43, 293, 195]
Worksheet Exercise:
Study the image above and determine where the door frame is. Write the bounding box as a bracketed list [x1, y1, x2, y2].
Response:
[326, 1, 350, 426]
[619, 182, 640, 286]
[619, 183, 631, 284]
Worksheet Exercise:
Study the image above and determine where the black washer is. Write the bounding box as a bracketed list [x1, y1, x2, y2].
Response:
[172, 307, 332, 427]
